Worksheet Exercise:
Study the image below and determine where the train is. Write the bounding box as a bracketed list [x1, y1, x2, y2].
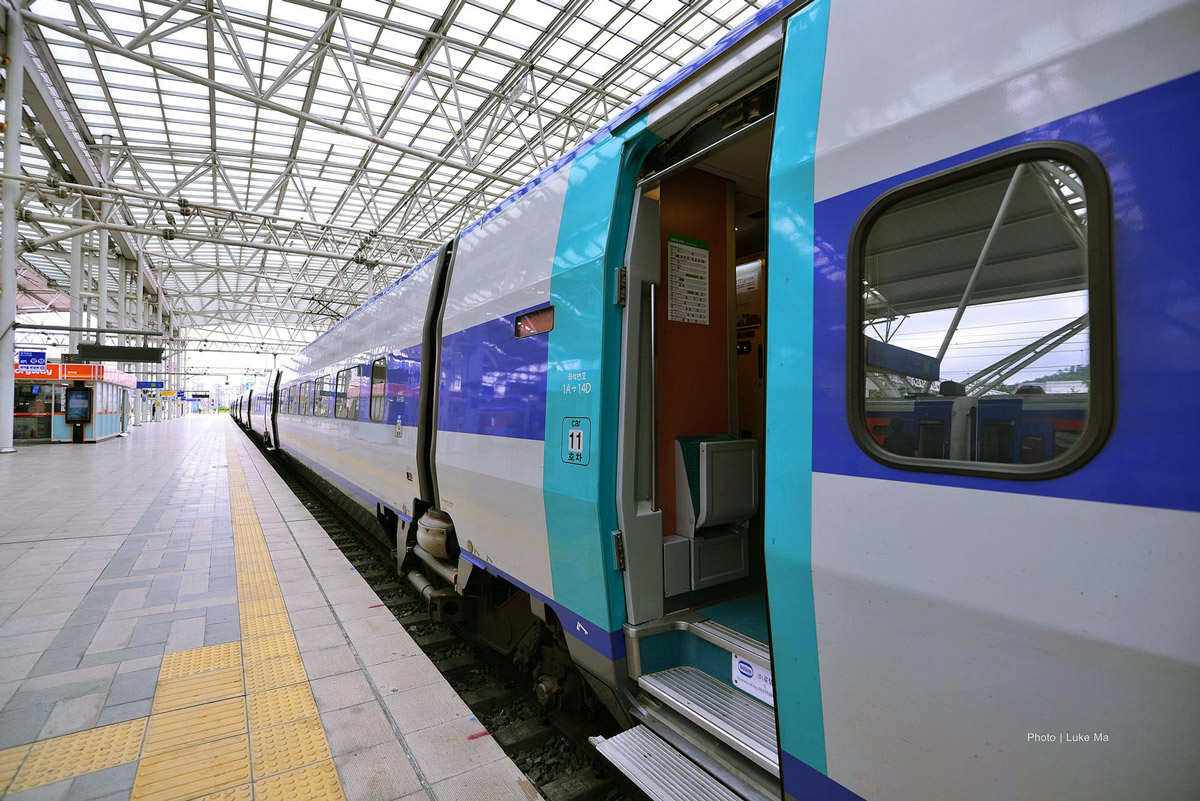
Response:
[235, 0, 1200, 799]
[865, 390, 1089, 464]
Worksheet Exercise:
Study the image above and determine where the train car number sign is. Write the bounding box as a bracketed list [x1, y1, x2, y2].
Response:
[561, 417, 591, 466]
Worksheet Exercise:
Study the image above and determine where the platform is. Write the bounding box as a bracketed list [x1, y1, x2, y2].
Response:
[0, 416, 541, 801]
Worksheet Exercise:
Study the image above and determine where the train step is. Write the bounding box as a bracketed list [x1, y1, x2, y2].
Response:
[637, 665, 778, 775]
[590, 725, 741, 801]
[691, 618, 770, 665]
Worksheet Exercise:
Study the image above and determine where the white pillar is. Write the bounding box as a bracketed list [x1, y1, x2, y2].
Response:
[69, 197, 82, 353]
[118, 257, 127, 348]
[161, 339, 169, 420]
[155, 296, 162, 421]
[82, 234, 90, 335]
[1, 7, 26, 454]
[97, 134, 113, 345]
[180, 346, 187, 416]
[97, 230, 108, 345]
[167, 338, 175, 420]
[134, 248, 144, 425]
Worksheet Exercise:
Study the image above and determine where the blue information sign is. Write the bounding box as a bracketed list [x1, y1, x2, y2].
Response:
[17, 351, 48, 373]
[137, 381, 164, 389]
[865, 338, 941, 382]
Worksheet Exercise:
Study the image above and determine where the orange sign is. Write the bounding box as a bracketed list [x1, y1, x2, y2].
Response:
[61, 364, 102, 380]
[13, 363, 133, 385]
[14, 363, 62, 380]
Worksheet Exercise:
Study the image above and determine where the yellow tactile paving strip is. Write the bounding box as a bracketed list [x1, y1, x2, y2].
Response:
[3, 718, 147, 794]
[0, 431, 346, 800]
[128, 438, 346, 801]
[0, 746, 30, 793]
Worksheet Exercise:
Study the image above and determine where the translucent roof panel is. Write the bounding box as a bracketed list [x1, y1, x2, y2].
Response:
[9, 0, 771, 353]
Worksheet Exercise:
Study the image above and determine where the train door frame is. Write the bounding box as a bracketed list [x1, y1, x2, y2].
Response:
[270, 371, 281, 449]
[616, 90, 780, 625]
[417, 240, 456, 509]
[615, 187, 665, 625]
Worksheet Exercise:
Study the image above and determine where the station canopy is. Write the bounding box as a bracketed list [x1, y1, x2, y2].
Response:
[864, 161, 1089, 321]
[7, 0, 773, 355]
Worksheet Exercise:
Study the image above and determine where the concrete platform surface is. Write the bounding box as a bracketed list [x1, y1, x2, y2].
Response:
[0, 415, 541, 801]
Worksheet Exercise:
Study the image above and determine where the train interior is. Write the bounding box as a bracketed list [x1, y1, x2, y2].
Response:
[614, 79, 782, 793]
[647, 117, 772, 620]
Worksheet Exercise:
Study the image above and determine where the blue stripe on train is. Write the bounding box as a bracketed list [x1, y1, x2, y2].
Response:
[295, 310, 552, 439]
[782, 752, 867, 801]
[436, 306, 550, 441]
[811, 70, 1200, 514]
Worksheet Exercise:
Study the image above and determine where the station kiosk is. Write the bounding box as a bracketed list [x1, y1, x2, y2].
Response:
[12, 360, 137, 443]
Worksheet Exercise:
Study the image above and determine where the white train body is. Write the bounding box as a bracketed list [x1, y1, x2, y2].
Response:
[237, 1, 1200, 798]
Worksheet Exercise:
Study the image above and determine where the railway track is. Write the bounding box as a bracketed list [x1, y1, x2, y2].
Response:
[262, 448, 645, 801]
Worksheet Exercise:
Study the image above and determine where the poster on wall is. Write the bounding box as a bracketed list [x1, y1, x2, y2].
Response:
[667, 234, 709, 325]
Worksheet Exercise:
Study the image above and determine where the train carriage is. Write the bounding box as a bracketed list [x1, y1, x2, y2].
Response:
[239, 1, 1200, 798]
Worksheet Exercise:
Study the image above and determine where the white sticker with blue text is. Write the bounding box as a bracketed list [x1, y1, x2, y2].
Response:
[732, 653, 774, 706]
[560, 417, 591, 466]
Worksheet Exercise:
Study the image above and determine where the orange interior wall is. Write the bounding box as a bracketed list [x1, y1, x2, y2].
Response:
[655, 168, 732, 535]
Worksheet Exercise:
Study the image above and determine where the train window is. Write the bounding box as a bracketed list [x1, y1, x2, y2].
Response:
[334, 367, 361, 420]
[298, 382, 310, 415]
[287, 386, 297, 415]
[516, 305, 555, 338]
[849, 143, 1113, 478]
[370, 358, 386, 422]
[918, 420, 947, 459]
[313, 376, 330, 417]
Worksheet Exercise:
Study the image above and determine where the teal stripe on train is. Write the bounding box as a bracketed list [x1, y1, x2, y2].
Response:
[543, 118, 660, 637]
[764, 0, 831, 775]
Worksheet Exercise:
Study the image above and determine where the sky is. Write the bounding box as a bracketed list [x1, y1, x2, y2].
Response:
[875, 290, 1090, 390]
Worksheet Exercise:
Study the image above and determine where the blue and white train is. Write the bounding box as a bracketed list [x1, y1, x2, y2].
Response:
[236, 1, 1200, 798]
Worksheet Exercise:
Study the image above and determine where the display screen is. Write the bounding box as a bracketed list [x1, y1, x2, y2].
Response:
[64, 388, 93, 424]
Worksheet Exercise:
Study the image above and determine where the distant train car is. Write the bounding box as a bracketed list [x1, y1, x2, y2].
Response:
[977, 391, 1089, 464]
[236, 1, 1200, 799]
[865, 397, 958, 459]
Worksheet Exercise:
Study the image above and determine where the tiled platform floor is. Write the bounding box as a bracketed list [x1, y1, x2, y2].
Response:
[0, 416, 540, 801]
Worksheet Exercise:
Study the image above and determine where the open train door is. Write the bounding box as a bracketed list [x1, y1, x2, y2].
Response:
[760, 2, 837, 800]
[269, 370, 281, 449]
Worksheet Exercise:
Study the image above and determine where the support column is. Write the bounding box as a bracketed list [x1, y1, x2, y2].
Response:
[82, 231, 90, 335]
[134, 247, 144, 425]
[161, 338, 169, 421]
[69, 197, 82, 353]
[117, 257, 126, 348]
[96, 134, 112, 344]
[180, 345, 187, 416]
[166, 338, 174, 420]
[1, 7, 26, 454]
[154, 296, 163, 422]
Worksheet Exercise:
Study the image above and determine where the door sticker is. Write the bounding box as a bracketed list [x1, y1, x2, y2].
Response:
[561, 417, 591, 466]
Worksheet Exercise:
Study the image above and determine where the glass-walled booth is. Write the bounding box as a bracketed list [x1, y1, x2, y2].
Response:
[11, 362, 136, 443]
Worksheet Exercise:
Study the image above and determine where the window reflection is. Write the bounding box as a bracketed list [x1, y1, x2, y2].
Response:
[859, 155, 1099, 469]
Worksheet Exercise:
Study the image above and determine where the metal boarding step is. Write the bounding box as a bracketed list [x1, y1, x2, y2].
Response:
[691, 618, 770, 665]
[638, 665, 779, 775]
[591, 725, 743, 801]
